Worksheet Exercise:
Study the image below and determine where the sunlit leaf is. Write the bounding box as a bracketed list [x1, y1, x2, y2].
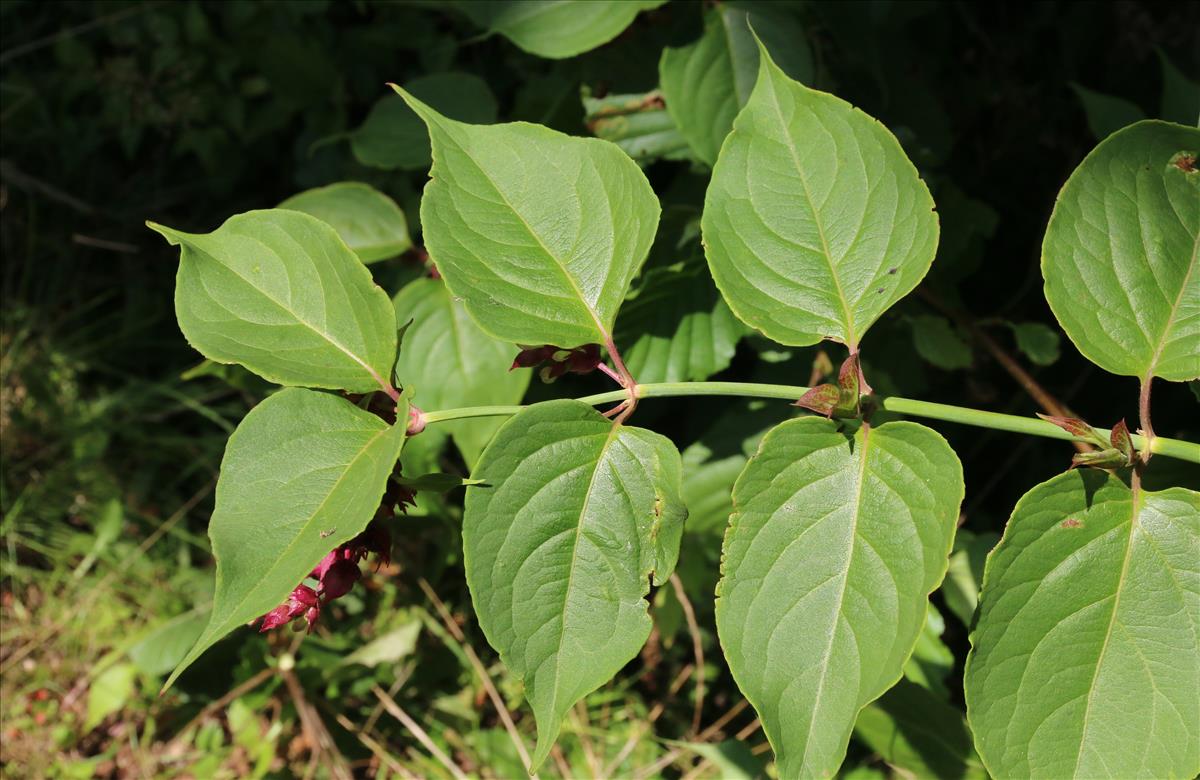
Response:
[702, 43, 938, 349]
[717, 417, 962, 777]
[279, 182, 411, 264]
[464, 400, 686, 769]
[1042, 120, 1200, 381]
[965, 471, 1200, 778]
[148, 210, 397, 393]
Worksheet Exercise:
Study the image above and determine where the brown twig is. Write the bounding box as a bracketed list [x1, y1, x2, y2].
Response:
[669, 574, 706, 736]
[417, 578, 538, 777]
[334, 713, 421, 780]
[372, 684, 469, 780]
[632, 699, 753, 779]
[917, 287, 1091, 454]
[602, 662, 694, 776]
[285, 669, 353, 780]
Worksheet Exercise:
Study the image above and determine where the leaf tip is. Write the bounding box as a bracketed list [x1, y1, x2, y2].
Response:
[145, 220, 185, 247]
[389, 84, 443, 127]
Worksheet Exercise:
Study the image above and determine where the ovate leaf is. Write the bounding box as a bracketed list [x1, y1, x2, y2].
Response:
[614, 262, 745, 383]
[965, 471, 1200, 779]
[1011, 321, 1061, 366]
[148, 210, 398, 393]
[716, 417, 962, 777]
[659, 4, 813, 165]
[467, 0, 666, 59]
[702, 43, 939, 349]
[910, 314, 972, 370]
[464, 400, 687, 769]
[352, 73, 497, 171]
[400, 90, 660, 348]
[165, 388, 407, 688]
[393, 277, 529, 467]
[1042, 120, 1200, 381]
[854, 679, 987, 780]
[278, 182, 411, 263]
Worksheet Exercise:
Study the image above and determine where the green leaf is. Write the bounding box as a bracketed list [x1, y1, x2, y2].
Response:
[716, 417, 963, 778]
[128, 609, 209, 677]
[398, 89, 661, 348]
[165, 388, 407, 688]
[940, 529, 998, 627]
[1070, 83, 1146, 140]
[581, 88, 695, 165]
[278, 182, 411, 264]
[902, 603, 953, 698]
[87, 663, 138, 730]
[468, 0, 666, 59]
[396, 472, 485, 493]
[854, 679, 987, 780]
[659, 4, 813, 166]
[463, 400, 687, 770]
[614, 262, 745, 383]
[677, 740, 767, 780]
[339, 613, 422, 668]
[910, 314, 972, 370]
[1157, 49, 1200, 127]
[702, 43, 939, 350]
[1042, 120, 1200, 381]
[1010, 321, 1061, 366]
[393, 277, 529, 467]
[352, 73, 498, 171]
[148, 210, 398, 393]
[965, 471, 1200, 779]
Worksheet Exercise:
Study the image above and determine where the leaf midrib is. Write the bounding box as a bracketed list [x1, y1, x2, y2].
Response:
[799, 426, 872, 773]
[761, 69, 858, 348]
[1071, 491, 1143, 777]
[1143, 225, 1199, 380]
[205, 420, 398, 649]
[200, 235, 386, 389]
[440, 127, 612, 344]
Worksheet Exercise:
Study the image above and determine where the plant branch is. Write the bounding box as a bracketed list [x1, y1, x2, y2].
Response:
[1138, 376, 1156, 466]
[917, 288, 1091, 454]
[421, 382, 1200, 464]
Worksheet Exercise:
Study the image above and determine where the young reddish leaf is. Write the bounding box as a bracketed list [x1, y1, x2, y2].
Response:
[1109, 419, 1134, 461]
[1036, 414, 1109, 448]
[835, 353, 863, 416]
[793, 384, 839, 417]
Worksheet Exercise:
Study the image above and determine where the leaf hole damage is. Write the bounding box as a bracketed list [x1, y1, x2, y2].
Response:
[1169, 151, 1197, 174]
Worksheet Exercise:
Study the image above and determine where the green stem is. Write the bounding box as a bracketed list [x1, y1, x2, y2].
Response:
[420, 381, 1200, 464]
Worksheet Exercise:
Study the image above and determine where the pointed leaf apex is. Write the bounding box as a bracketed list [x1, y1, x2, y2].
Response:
[1109, 419, 1134, 461]
[1036, 413, 1109, 447]
[388, 84, 445, 128]
[794, 384, 839, 417]
[145, 220, 187, 247]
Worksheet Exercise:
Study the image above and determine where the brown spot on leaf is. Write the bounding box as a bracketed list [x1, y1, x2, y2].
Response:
[1061, 518, 1082, 528]
[1172, 152, 1197, 173]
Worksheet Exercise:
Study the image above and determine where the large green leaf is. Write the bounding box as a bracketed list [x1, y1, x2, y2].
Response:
[278, 182, 411, 264]
[464, 0, 666, 59]
[659, 4, 813, 166]
[352, 73, 498, 171]
[399, 89, 661, 348]
[716, 417, 962, 778]
[614, 262, 745, 383]
[965, 471, 1200, 779]
[165, 388, 407, 688]
[702, 43, 939, 350]
[148, 210, 397, 393]
[854, 679, 987, 780]
[464, 400, 686, 770]
[392, 277, 529, 467]
[1042, 120, 1200, 381]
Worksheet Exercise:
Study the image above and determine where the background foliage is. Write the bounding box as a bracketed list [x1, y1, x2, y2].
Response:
[2, 1, 1197, 777]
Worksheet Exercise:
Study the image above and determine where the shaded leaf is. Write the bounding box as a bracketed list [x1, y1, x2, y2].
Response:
[352, 73, 497, 171]
[854, 679, 987, 780]
[940, 529, 998, 627]
[278, 182, 411, 264]
[466, 0, 666, 59]
[581, 88, 695, 165]
[1010, 321, 1061, 366]
[393, 277, 529, 467]
[1070, 83, 1146, 140]
[910, 315, 972, 370]
[614, 262, 745, 383]
[87, 663, 137, 730]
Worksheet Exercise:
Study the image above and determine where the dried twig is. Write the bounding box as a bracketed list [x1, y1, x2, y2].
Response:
[372, 684, 469, 780]
[669, 573, 706, 736]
